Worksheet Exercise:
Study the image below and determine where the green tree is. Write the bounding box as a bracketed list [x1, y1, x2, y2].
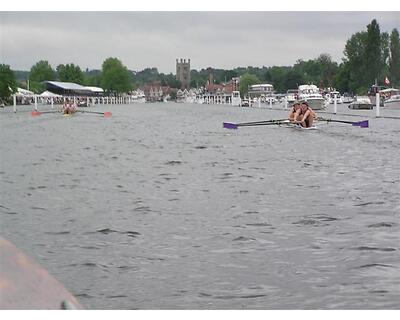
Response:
[29, 60, 55, 93]
[269, 66, 290, 93]
[283, 69, 304, 92]
[294, 59, 322, 85]
[239, 73, 260, 97]
[389, 28, 400, 86]
[160, 73, 181, 88]
[343, 31, 368, 92]
[84, 69, 102, 87]
[317, 53, 338, 88]
[169, 89, 177, 101]
[365, 19, 382, 85]
[57, 63, 84, 84]
[100, 57, 132, 94]
[133, 67, 160, 86]
[334, 62, 351, 94]
[0, 64, 17, 102]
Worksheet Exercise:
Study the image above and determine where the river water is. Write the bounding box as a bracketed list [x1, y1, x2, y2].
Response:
[0, 102, 399, 309]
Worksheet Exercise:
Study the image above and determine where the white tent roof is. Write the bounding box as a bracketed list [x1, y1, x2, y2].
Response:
[16, 87, 34, 96]
[40, 90, 62, 97]
[84, 86, 104, 93]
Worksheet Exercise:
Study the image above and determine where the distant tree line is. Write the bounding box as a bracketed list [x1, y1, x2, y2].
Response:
[1, 19, 399, 102]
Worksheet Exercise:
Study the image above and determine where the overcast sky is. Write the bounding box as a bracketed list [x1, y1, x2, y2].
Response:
[1, 11, 399, 73]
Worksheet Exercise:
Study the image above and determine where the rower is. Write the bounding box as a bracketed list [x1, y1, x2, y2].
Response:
[62, 99, 77, 115]
[288, 101, 316, 128]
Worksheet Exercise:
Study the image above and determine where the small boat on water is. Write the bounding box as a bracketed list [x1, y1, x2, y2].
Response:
[325, 91, 344, 104]
[223, 117, 368, 130]
[383, 94, 400, 109]
[380, 88, 400, 109]
[283, 121, 320, 130]
[342, 94, 354, 104]
[241, 99, 250, 107]
[285, 89, 298, 104]
[297, 84, 327, 110]
[348, 96, 373, 109]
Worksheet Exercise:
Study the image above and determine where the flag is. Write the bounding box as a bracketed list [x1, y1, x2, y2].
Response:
[384, 77, 390, 85]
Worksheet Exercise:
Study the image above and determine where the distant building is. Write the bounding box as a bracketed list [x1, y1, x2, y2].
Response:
[205, 75, 237, 95]
[176, 58, 191, 89]
[248, 84, 274, 98]
[203, 76, 239, 104]
[141, 82, 172, 102]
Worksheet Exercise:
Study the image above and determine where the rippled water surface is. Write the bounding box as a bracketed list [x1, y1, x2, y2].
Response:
[1, 102, 399, 309]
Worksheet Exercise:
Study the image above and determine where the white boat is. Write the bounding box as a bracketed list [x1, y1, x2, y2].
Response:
[284, 122, 319, 130]
[383, 94, 400, 109]
[231, 91, 241, 106]
[348, 96, 373, 109]
[130, 90, 146, 103]
[342, 94, 354, 104]
[195, 96, 205, 104]
[264, 96, 277, 104]
[378, 88, 400, 109]
[297, 84, 327, 110]
[285, 89, 298, 104]
[241, 98, 250, 107]
[325, 91, 343, 104]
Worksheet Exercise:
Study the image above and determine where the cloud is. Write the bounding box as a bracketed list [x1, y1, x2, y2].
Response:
[1, 12, 399, 72]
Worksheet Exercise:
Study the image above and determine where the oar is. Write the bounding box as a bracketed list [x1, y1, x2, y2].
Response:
[31, 110, 60, 116]
[77, 110, 112, 117]
[223, 119, 288, 129]
[318, 117, 369, 128]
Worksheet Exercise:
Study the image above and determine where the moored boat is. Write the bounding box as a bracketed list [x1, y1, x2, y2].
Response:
[342, 94, 354, 104]
[285, 89, 298, 104]
[325, 91, 344, 104]
[297, 84, 326, 110]
[348, 96, 373, 109]
[378, 88, 400, 109]
[383, 93, 400, 109]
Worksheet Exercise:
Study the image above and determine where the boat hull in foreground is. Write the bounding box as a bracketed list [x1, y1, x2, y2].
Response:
[0, 237, 83, 309]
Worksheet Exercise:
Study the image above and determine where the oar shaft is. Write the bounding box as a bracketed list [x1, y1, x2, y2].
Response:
[223, 120, 290, 129]
[236, 119, 287, 126]
[78, 110, 104, 115]
[237, 120, 290, 127]
[223, 119, 289, 129]
[318, 117, 369, 128]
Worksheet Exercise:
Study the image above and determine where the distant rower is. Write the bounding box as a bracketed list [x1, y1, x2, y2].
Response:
[62, 99, 77, 115]
[288, 101, 316, 128]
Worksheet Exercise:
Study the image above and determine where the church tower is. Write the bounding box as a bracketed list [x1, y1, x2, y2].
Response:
[176, 58, 191, 89]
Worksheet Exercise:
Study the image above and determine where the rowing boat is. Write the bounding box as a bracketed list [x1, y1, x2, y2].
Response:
[223, 117, 369, 130]
[31, 109, 112, 117]
[284, 122, 319, 130]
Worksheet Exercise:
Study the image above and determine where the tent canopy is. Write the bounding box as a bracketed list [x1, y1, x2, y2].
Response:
[84, 86, 104, 93]
[16, 87, 34, 96]
[43, 81, 94, 96]
[40, 90, 62, 97]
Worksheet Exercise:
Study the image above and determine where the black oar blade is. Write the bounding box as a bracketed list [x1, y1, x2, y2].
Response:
[223, 122, 238, 129]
